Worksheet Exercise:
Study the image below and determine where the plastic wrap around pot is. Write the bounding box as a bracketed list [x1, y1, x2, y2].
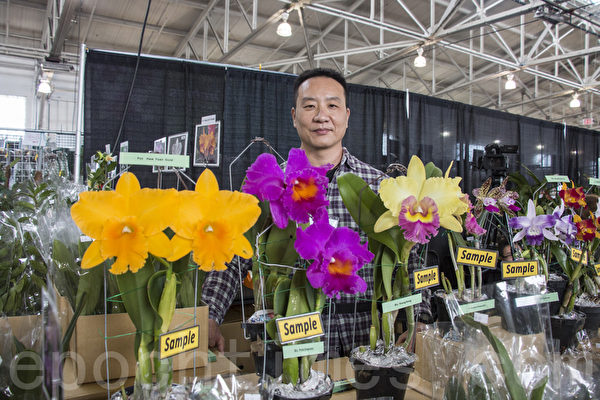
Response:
[494, 278, 548, 335]
[439, 292, 551, 400]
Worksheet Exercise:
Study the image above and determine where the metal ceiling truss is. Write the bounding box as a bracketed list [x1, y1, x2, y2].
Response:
[3, 0, 600, 127]
[265, 0, 599, 125]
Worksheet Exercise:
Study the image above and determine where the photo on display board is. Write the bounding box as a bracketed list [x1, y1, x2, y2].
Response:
[166, 132, 188, 172]
[152, 137, 167, 173]
[193, 121, 220, 167]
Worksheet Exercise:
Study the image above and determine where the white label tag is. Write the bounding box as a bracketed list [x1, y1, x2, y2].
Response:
[474, 312, 489, 325]
[201, 114, 217, 124]
[80, 235, 93, 242]
[329, 217, 339, 228]
[244, 394, 261, 400]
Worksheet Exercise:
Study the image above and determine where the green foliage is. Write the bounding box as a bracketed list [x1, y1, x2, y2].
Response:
[86, 151, 118, 190]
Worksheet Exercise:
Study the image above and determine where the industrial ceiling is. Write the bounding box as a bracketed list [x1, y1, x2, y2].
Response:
[2, 0, 600, 130]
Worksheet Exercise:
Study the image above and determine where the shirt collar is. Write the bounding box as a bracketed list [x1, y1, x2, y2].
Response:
[340, 147, 360, 171]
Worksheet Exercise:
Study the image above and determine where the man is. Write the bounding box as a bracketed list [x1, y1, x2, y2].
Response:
[202, 68, 430, 356]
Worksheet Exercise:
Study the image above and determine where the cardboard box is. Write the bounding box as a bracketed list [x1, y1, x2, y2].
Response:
[220, 304, 255, 374]
[221, 321, 254, 373]
[68, 304, 208, 384]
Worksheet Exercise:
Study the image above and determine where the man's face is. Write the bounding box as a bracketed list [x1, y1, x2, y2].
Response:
[292, 76, 350, 153]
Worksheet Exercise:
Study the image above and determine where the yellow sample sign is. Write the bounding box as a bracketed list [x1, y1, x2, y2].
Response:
[276, 312, 324, 344]
[456, 246, 498, 269]
[502, 260, 539, 279]
[570, 248, 588, 265]
[595, 264, 600, 276]
[159, 326, 199, 359]
[414, 266, 440, 290]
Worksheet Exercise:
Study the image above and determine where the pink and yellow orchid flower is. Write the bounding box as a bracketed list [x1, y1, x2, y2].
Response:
[71, 172, 178, 274]
[374, 156, 468, 243]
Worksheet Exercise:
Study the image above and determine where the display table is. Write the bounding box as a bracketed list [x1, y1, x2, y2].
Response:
[63, 352, 239, 400]
[63, 354, 432, 399]
[239, 357, 432, 400]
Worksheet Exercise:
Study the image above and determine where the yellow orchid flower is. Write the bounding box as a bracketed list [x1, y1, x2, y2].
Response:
[71, 172, 177, 274]
[374, 155, 468, 242]
[168, 169, 260, 271]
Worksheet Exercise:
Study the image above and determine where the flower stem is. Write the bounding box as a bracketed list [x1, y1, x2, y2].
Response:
[399, 241, 415, 351]
[137, 333, 153, 397]
[470, 266, 475, 301]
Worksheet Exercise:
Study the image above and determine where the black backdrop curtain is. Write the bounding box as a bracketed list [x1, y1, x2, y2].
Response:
[84, 50, 225, 189]
[84, 49, 600, 195]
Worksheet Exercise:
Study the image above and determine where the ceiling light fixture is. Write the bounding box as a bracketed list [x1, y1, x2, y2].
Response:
[570, 93, 581, 108]
[277, 12, 292, 37]
[414, 48, 426, 68]
[505, 74, 516, 90]
[37, 78, 52, 94]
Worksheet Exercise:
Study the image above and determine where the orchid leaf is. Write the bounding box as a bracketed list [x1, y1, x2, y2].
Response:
[529, 375, 548, 400]
[461, 315, 527, 400]
[171, 253, 191, 274]
[274, 278, 291, 316]
[425, 162, 443, 178]
[370, 242, 383, 300]
[266, 317, 279, 342]
[52, 239, 79, 309]
[148, 270, 167, 316]
[338, 173, 403, 258]
[381, 245, 396, 301]
[550, 244, 571, 277]
[75, 259, 104, 315]
[443, 376, 466, 400]
[115, 263, 157, 359]
[61, 291, 87, 354]
[286, 270, 310, 316]
[265, 223, 298, 267]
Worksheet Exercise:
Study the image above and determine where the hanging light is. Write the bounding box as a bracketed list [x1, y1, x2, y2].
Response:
[277, 12, 292, 37]
[570, 93, 581, 108]
[505, 73, 516, 90]
[37, 78, 52, 94]
[414, 47, 426, 68]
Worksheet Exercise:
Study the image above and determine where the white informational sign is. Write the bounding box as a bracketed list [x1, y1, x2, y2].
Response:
[22, 131, 45, 147]
[201, 114, 217, 125]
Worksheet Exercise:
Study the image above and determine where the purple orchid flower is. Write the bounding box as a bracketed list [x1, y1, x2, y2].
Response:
[499, 194, 520, 212]
[552, 201, 577, 245]
[243, 148, 330, 229]
[509, 199, 558, 246]
[483, 197, 500, 213]
[294, 219, 373, 299]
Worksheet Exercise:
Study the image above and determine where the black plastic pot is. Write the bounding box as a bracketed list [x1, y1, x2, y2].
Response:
[547, 277, 568, 316]
[252, 341, 283, 378]
[242, 321, 265, 341]
[259, 375, 334, 400]
[550, 311, 586, 352]
[574, 304, 600, 338]
[351, 358, 413, 400]
[495, 288, 544, 335]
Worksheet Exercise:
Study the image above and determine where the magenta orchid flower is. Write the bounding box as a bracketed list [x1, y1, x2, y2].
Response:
[509, 199, 558, 246]
[243, 148, 330, 229]
[552, 201, 577, 245]
[465, 212, 486, 236]
[294, 219, 373, 299]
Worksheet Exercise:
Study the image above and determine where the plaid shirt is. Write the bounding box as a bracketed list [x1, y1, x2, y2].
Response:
[202, 148, 431, 356]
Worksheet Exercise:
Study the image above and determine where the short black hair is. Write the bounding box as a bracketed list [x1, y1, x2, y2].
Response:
[293, 68, 348, 106]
